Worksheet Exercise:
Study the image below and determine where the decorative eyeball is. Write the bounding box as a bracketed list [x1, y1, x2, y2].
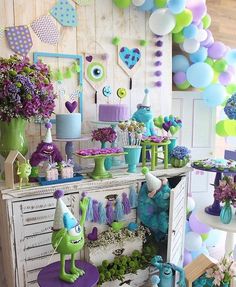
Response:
[87, 62, 106, 82]
[68, 225, 81, 237]
[102, 85, 112, 97]
[117, 88, 127, 99]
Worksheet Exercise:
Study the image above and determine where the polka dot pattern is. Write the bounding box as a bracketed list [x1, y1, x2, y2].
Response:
[31, 15, 60, 45]
[50, 0, 78, 27]
[5, 25, 33, 56]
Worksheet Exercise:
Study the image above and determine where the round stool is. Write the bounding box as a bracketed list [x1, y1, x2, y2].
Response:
[37, 260, 99, 287]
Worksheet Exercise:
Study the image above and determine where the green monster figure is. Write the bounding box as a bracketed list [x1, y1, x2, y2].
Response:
[17, 160, 32, 189]
[52, 189, 89, 283]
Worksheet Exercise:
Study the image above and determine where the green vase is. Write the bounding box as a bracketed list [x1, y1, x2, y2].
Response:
[170, 156, 189, 168]
[0, 118, 28, 158]
[220, 201, 232, 224]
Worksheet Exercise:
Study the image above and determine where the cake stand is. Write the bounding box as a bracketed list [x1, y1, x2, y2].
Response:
[191, 164, 236, 216]
[54, 136, 91, 172]
[91, 121, 123, 167]
[75, 152, 125, 180]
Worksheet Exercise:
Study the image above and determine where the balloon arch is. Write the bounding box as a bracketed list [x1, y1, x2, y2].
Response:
[113, 0, 236, 140]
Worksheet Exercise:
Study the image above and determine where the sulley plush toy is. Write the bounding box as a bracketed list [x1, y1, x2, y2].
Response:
[131, 89, 156, 137]
[52, 189, 89, 283]
[137, 167, 171, 240]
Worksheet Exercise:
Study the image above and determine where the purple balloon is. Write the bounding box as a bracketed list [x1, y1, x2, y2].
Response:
[183, 250, 192, 266]
[208, 41, 227, 59]
[186, 0, 207, 23]
[201, 30, 213, 47]
[219, 71, 232, 85]
[189, 213, 211, 234]
[173, 71, 186, 85]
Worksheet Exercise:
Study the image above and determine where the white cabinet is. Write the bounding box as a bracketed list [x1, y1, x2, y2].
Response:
[0, 167, 190, 287]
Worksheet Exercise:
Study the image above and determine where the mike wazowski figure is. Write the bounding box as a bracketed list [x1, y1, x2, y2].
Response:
[52, 189, 89, 283]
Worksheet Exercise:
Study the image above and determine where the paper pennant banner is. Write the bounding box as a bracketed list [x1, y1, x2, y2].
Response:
[31, 15, 60, 45]
[5, 25, 33, 56]
[0, 27, 4, 40]
[50, 0, 78, 27]
[73, 0, 92, 5]
[84, 53, 108, 91]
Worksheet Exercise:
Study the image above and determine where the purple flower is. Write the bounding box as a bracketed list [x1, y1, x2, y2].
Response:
[170, 146, 190, 160]
[92, 127, 117, 143]
[224, 94, 236, 120]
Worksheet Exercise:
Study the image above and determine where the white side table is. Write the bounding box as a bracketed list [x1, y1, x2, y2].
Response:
[197, 210, 236, 255]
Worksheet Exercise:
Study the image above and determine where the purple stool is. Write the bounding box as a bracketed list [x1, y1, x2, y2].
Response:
[37, 260, 99, 287]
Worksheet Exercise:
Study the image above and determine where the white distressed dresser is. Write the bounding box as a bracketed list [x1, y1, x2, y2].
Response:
[0, 166, 191, 287]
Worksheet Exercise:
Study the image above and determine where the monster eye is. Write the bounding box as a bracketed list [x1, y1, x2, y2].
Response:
[68, 225, 81, 237]
[87, 62, 105, 82]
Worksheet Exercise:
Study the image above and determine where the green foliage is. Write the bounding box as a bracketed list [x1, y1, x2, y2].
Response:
[97, 249, 150, 286]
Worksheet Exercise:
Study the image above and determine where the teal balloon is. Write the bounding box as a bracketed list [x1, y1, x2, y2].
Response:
[168, 0, 185, 14]
[191, 245, 209, 260]
[172, 55, 190, 73]
[205, 229, 220, 247]
[225, 49, 236, 65]
[186, 62, 214, 88]
[183, 24, 198, 39]
[139, 0, 154, 11]
[202, 84, 226, 107]
[189, 47, 208, 63]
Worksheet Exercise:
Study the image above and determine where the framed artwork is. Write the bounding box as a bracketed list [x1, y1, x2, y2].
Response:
[33, 52, 84, 121]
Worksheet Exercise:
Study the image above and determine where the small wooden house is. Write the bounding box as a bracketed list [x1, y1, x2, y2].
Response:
[4, 150, 26, 189]
[184, 254, 218, 287]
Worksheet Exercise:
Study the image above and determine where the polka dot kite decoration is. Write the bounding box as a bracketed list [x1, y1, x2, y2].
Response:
[5, 25, 33, 57]
[50, 0, 78, 27]
[31, 16, 60, 45]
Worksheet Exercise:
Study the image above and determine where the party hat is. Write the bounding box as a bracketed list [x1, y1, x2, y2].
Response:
[141, 88, 151, 107]
[142, 167, 162, 191]
[53, 189, 78, 231]
[44, 122, 52, 143]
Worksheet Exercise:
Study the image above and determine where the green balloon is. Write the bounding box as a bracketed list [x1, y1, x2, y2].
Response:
[202, 14, 211, 29]
[226, 83, 236, 95]
[201, 233, 209, 241]
[213, 59, 228, 73]
[176, 80, 191, 90]
[173, 31, 185, 43]
[172, 23, 184, 34]
[113, 0, 131, 9]
[154, 0, 167, 8]
[205, 57, 214, 67]
[216, 120, 236, 137]
[176, 9, 193, 27]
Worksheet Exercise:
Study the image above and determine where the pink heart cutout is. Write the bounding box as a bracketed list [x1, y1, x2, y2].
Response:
[87, 227, 98, 241]
[86, 55, 93, 62]
[65, 101, 78, 113]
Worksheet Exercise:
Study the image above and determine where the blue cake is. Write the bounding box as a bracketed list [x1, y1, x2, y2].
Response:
[56, 113, 81, 139]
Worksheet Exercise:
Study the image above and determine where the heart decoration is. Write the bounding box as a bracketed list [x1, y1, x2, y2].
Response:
[154, 116, 164, 129]
[65, 101, 78, 113]
[111, 221, 125, 233]
[163, 121, 172, 132]
[170, 126, 179, 136]
[86, 55, 93, 62]
[119, 47, 141, 70]
[87, 227, 98, 241]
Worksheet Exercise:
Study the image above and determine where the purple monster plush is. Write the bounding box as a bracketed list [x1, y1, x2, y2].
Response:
[30, 122, 62, 167]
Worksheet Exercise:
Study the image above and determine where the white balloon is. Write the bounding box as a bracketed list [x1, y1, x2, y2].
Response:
[195, 29, 208, 42]
[132, 0, 145, 6]
[226, 136, 236, 148]
[187, 197, 195, 212]
[183, 39, 200, 54]
[149, 8, 176, 36]
[185, 232, 203, 252]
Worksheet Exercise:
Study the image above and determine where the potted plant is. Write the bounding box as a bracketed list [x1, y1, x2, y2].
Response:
[205, 253, 236, 287]
[170, 146, 190, 168]
[92, 127, 117, 170]
[0, 55, 56, 157]
[214, 176, 236, 224]
[118, 121, 145, 173]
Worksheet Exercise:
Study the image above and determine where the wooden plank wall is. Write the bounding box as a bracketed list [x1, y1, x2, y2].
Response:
[0, 0, 172, 159]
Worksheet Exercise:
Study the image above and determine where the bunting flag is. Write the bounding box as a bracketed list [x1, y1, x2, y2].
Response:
[0, 27, 4, 40]
[31, 15, 60, 45]
[5, 25, 33, 56]
[50, 0, 78, 27]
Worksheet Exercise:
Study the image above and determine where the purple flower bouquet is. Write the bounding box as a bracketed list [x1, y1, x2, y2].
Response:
[92, 127, 117, 143]
[0, 55, 56, 121]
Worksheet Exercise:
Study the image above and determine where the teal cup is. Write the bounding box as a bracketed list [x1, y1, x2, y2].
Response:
[123, 146, 142, 173]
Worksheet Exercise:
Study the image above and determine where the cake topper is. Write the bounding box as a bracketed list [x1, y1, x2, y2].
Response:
[65, 100, 78, 113]
[102, 85, 112, 104]
[51, 189, 89, 283]
[117, 88, 127, 102]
